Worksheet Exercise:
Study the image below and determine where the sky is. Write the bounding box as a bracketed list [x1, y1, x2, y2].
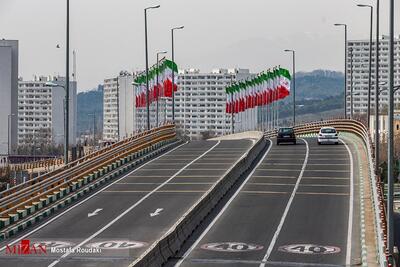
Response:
[0, 0, 399, 92]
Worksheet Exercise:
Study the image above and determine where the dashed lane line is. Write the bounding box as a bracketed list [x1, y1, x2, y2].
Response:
[240, 191, 349, 196]
[174, 139, 274, 267]
[259, 139, 310, 267]
[46, 141, 221, 267]
[102, 190, 207, 193]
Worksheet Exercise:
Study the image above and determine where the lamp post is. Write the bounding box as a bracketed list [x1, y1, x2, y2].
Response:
[65, 0, 70, 165]
[8, 114, 15, 156]
[156, 51, 167, 127]
[334, 23, 348, 118]
[347, 91, 361, 118]
[284, 49, 296, 126]
[45, 82, 68, 163]
[357, 4, 373, 129]
[171, 25, 184, 122]
[144, 5, 160, 130]
[388, 0, 395, 260]
[374, 0, 380, 175]
[349, 47, 354, 119]
[88, 113, 96, 145]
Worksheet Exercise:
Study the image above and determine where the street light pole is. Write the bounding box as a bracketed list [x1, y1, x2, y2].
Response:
[171, 26, 184, 123]
[334, 24, 348, 119]
[387, 0, 395, 261]
[8, 114, 15, 156]
[284, 49, 296, 126]
[88, 113, 96, 145]
[65, 0, 70, 165]
[144, 5, 160, 131]
[374, 0, 380, 174]
[357, 4, 373, 128]
[156, 51, 167, 127]
[350, 48, 354, 119]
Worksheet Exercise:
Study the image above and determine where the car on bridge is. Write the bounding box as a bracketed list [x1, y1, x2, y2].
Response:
[318, 126, 339, 145]
[276, 127, 296, 145]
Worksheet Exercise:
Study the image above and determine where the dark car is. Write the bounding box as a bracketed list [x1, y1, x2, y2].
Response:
[276, 127, 296, 145]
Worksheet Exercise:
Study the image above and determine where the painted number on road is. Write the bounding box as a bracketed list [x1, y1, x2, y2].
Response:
[86, 240, 147, 250]
[201, 242, 263, 252]
[278, 244, 340, 254]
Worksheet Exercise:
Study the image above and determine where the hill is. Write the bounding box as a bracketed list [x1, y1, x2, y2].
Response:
[295, 70, 344, 100]
[77, 85, 103, 135]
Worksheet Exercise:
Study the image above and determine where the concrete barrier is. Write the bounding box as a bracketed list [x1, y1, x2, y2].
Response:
[131, 136, 268, 267]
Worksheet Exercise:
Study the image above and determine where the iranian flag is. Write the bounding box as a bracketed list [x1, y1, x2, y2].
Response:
[226, 87, 232, 113]
[277, 68, 291, 100]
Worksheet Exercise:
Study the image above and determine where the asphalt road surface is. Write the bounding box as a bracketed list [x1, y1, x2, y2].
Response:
[0, 139, 253, 267]
[173, 137, 357, 267]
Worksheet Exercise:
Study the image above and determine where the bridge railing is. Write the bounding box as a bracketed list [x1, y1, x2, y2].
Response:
[265, 119, 387, 266]
[0, 124, 177, 219]
[0, 123, 174, 198]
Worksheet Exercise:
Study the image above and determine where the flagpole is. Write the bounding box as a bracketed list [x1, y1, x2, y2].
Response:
[277, 99, 280, 128]
[230, 76, 234, 134]
[275, 90, 278, 129]
[272, 92, 275, 129]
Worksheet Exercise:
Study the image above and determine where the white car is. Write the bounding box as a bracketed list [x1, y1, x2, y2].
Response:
[318, 127, 339, 145]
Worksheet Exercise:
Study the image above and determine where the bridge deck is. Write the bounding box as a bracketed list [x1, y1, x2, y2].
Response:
[0, 140, 254, 267]
[172, 137, 360, 267]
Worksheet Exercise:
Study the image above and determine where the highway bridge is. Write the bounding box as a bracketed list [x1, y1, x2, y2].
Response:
[0, 120, 388, 267]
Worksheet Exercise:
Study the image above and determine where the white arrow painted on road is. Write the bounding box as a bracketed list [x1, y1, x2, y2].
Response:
[150, 208, 164, 217]
[88, 208, 103, 217]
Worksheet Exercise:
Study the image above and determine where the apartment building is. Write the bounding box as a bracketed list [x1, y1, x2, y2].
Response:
[103, 71, 135, 142]
[347, 36, 400, 115]
[17, 76, 77, 147]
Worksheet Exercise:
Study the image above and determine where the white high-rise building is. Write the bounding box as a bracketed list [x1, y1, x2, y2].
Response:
[347, 36, 400, 115]
[136, 68, 255, 139]
[0, 40, 18, 155]
[103, 71, 135, 142]
[17, 76, 77, 147]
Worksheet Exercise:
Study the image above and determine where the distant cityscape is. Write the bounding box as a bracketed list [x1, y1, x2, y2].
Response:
[1, 36, 400, 157]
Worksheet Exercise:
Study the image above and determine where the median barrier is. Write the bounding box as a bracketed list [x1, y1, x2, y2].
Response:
[131, 135, 267, 267]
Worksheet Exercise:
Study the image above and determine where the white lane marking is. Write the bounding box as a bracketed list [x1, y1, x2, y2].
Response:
[47, 141, 221, 267]
[174, 139, 274, 267]
[259, 139, 309, 267]
[88, 208, 103, 218]
[150, 208, 164, 217]
[0, 141, 188, 252]
[340, 139, 354, 266]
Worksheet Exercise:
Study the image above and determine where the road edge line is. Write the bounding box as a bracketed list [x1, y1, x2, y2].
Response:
[340, 139, 354, 266]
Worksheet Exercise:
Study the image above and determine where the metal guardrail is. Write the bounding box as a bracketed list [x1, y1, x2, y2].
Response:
[265, 119, 387, 266]
[0, 124, 174, 198]
[0, 124, 176, 219]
